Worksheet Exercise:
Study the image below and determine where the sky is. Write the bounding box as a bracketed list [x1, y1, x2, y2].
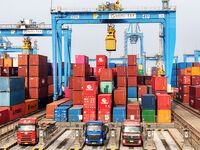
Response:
[1, 0, 200, 63]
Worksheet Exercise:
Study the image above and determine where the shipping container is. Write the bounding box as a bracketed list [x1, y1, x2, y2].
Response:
[141, 94, 156, 109]
[18, 54, 29, 66]
[83, 81, 98, 96]
[73, 77, 85, 90]
[73, 90, 84, 105]
[138, 85, 148, 98]
[54, 106, 70, 122]
[128, 98, 138, 103]
[142, 109, 155, 123]
[152, 76, 167, 91]
[190, 86, 200, 98]
[113, 106, 126, 122]
[0, 77, 24, 92]
[137, 76, 145, 85]
[29, 87, 48, 99]
[73, 64, 90, 77]
[60, 100, 73, 106]
[24, 99, 38, 115]
[156, 94, 171, 110]
[75, 55, 89, 64]
[109, 63, 116, 68]
[5, 103, 25, 121]
[69, 77, 73, 89]
[29, 65, 48, 77]
[46, 98, 69, 119]
[48, 76, 53, 85]
[98, 109, 111, 123]
[29, 77, 47, 88]
[0, 108, 10, 124]
[29, 55, 47, 66]
[1, 67, 18, 76]
[178, 75, 191, 85]
[193, 62, 200, 67]
[127, 66, 138, 76]
[180, 93, 189, 103]
[18, 66, 29, 77]
[98, 94, 112, 109]
[0, 59, 4, 67]
[4, 58, 13, 67]
[96, 55, 107, 66]
[100, 69, 113, 81]
[117, 76, 127, 87]
[127, 102, 140, 121]
[68, 105, 83, 122]
[179, 85, 190, 94]
[128, 76, 137, 87]
[191, 76, 200, 85]
[83, 95, 97, 108]
[177, 62, 187, 69]
[117, 66, 127, 76]
[128, 87, 137, 98]
[114, 88, 127, 105]
[157, 110, 171, 123]
[128, 55, 137, 66]
[100, 81, 113, 94]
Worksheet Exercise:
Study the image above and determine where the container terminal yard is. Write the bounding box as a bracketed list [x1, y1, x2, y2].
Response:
[0, 0, 200, 149]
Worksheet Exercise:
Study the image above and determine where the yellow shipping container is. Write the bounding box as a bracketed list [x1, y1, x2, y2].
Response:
[191, 67, 200, 75]
[157, 110, 171, 123]
[4, 58, 13, 67]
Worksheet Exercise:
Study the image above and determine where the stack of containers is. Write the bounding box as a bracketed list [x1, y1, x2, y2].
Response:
[29, 55, 48, 109]
[156, 94, 171, 123]
[137, 76, 148, 100]
[141, 94, 156, 123]
[171, 63, 177, 87]
[68, 105, 83, 122]
[178, 75, 190, 103]
[54, 100, 72, 122]
[151, 76, 167, 94]
[189, 86, 200, 110]
[83, 81, 98, 122]
[95, 55, 107, 76]
[0, 77, 25, 121]
[127, 55, 138, 103]
[73, 55, 90, 105]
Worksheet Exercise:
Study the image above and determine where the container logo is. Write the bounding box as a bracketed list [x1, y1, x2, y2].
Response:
[86, 84, 93, 91]
[98, 57, 103, 62]
[101, 98, 108, 104]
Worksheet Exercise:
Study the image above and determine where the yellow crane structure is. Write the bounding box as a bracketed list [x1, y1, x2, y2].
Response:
[98, 0, 123, 11]
[106, 24, 116, 51]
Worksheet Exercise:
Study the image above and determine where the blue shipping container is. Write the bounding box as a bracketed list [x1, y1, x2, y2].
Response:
[0, 90, 25, 106]
[177, 62, 187, 69]
[141, 94, 156, 109]
[128, 87, 137, 98]
[68, 106, 83, 122]
[113, 106, 126, 122]
[54, 106, 70, 122]
[109, 63, 116, 68]
[0, 77, 25, 92]
[187, 62, 193, 67]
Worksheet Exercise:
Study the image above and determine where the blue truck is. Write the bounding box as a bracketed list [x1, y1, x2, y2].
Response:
[84, 121, 109, 145]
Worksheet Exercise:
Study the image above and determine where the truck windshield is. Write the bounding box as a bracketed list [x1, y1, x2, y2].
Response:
[122, 126, 141, 133]
[18, 125, 35, 131]
[87, 125, 101, 132]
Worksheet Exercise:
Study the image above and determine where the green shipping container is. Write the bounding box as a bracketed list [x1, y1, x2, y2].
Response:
[128, 98, 138, 103]
[138, 70, 143, 76]
[142, 109, 156, 123]
[100, 81, 113, 94]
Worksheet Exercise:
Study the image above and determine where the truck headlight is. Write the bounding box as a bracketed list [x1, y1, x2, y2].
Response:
[100, 138, 103, 142]
[86, 138, 88, 142]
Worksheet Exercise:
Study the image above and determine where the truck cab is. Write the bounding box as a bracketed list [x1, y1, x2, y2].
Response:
[84, 121, 109, 145]
[122, 119, 143, 146]
[17, 118, 39, 145]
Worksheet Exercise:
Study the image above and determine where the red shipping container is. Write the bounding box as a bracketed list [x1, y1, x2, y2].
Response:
[83, 81, 98, 96]
[96, 55, 107, 66]
[48, 84, 54, 95]
[180, 93, 189, 103]
[29, 54, 47, 66]
[73, 64, 89, 77]
[191, 76, 200, 85]
[69, 89, 73, 100]
[48, 76, 53, 85]
[179, 85, 190, 94]
[75, 55, 89, 64]
[177, 69, 186, 76]
[145, 76, 152, 85]
[29, 65, 48, 77]
[29, 77, 47, 88]
[83, 114, 96, 122]
[190, 86, 200, 98]
[18, 66, 28, 77]
[29, 87, 48, 99]
[152, 76, 167, 91]
[138, 85, 148, 98]
[137, 76, 145, 85]
[0, 108, 10, 124]
[2, 67, 18, 76]
[178, 75, 191, 85]
[83, 108, 96, 115]
[156, 94, 171, 110]
[98, 94, 112, 109]
[193, 62, 200, 67]
[128, 76, 137, 87]
[100, 69, 113, 81]
[127, 102, 140, 121]
[18, 54, 29, 66]
[189, 96, 196, 108]
[128, 55, 137, 66]
[117, 66, 127, 76]
[128, 66, 138, 76]
[69, 77, 73, 89]
[73, 77, 85, 90]
[117, 76, 127, 87]
[5, 103, 25, 121]
[83, 95, 97, 108]
[73, 90, 83, 105]
[98, 109, 111, 123]
[152, 90, 168, 95]
[95, 66, 106, 76]
[0, 59, 4, 67]
[195, 99, 200, 111]
[114, 88, 127, 105]
[112, 68, 117, 76]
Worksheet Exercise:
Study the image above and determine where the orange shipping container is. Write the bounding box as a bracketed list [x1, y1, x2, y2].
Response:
[24, 99, 38, 115]
[185, 68, 192, 76]
[157, 110, 171, 123]
[46, 98, 69, 119]
[4, 58, 13, 67]
[4, 103, 25, 121]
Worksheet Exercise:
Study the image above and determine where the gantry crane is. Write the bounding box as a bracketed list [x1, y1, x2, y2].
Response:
[183, 50, 200, 62]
